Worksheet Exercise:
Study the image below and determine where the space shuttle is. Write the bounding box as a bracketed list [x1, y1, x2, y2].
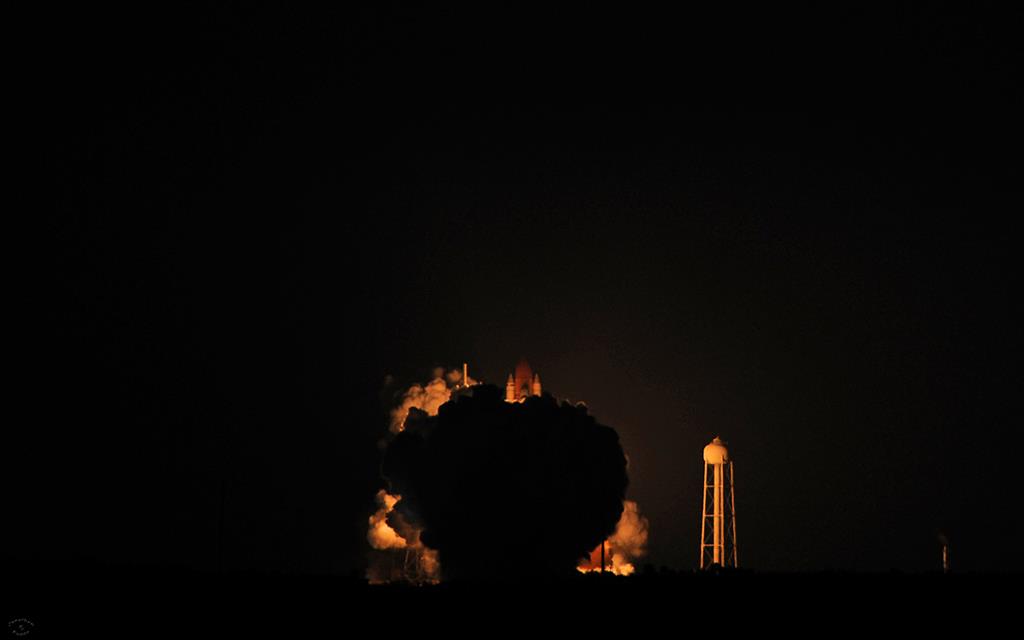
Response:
[505, 357, 542, 402]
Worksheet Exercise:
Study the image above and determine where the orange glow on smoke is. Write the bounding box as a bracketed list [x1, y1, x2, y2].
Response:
[578, 541, 610, 573]
[367, 489, 440, 584]
[576, 500, 649, 576]
[367, 490, 407, 550]
[577, 541, 636, 576]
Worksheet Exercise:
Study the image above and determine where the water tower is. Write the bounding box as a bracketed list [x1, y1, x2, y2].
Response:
[700, 436, 738, 569]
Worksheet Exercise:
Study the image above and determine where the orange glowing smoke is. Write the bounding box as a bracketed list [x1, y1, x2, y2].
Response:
[366, 489, 440, 584]
[390, 376, 450, 433]
[577, 500, 649, 576]
[367, 490, 406, 550]
[368, 369, 457, 583]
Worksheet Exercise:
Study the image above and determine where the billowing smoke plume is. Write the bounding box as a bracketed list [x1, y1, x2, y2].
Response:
[367, 490, 405, 550]
[365, 486, 440, 583]
[368, 366, 475, 583]
[381, 385, 629, 581]
[608, 500, 649, 568]
[389, 370, 451, 433]
[578, 499, 650, 575]
[387, 366, 480, 434]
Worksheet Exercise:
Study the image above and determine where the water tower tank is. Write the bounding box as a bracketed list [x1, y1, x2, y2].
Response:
[703, 436, 730, 465]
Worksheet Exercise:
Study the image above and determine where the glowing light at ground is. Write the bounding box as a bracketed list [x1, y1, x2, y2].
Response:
[577, 500, 649, 576]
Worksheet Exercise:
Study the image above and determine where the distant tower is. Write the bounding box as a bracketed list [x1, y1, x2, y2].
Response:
[700, 436, 738, 569]
[938, 533, 951, 574]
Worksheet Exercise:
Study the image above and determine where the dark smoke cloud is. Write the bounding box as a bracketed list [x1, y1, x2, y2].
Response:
[381, 385, 628, 581]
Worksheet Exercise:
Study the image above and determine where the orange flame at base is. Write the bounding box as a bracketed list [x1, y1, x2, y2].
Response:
[576, 500, 648, 576]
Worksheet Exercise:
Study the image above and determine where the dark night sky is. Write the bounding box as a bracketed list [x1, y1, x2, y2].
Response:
[23, 5, 1022, 579]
